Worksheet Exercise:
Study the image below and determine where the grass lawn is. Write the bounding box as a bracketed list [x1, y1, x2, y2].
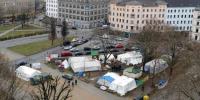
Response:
[16, 24, 42, 30]
[0, 24, 15, 33]
[8, 36, 74, 56]
[0, 30, 45, 38]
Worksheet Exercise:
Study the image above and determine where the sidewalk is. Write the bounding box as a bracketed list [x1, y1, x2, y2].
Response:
[0, 24, 21, 37]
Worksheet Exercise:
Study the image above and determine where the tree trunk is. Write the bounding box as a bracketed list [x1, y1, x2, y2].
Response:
[51, 39, 54, 46]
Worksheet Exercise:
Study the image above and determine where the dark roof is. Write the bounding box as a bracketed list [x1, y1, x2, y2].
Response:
[165, 0, 200, 7]
[117, 0, 167, 6]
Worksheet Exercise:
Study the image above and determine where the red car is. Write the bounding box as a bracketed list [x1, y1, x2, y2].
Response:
[115, 43, 124, 48]
[61, 51, 72, 57]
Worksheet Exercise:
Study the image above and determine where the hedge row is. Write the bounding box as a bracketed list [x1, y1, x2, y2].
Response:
[0, 31, 48, 41]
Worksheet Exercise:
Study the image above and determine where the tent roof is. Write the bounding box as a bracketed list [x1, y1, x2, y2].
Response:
[112, 76, 134, 86]
[145, 59, 168, 67]
[100, 76, 114, 83]
[16, 66, 41, 77]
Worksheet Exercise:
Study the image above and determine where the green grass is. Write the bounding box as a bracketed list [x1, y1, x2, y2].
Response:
[0, 24, 15, 33]
[16, 24, 41, 30]
[8, 36, 74, 56]
[0, 30, 45, 38]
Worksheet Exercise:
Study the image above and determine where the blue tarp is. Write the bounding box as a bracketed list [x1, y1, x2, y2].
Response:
[100, 76, 114, 83]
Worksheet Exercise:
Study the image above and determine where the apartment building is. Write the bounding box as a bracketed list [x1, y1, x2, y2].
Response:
[0, 0, 35, 16]
[191, 8, 200, 41]
[46, 0, 58, 18]
[109, 0, 167, 33]
[165, 0, 200, 32]
[57, 0, 109, 29]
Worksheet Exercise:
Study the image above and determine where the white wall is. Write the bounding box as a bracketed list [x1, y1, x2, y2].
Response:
[165, 7, 195, 31]
[46, 0, 58, 18]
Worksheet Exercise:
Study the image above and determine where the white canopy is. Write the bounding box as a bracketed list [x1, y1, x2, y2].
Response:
[15, 66, 41, 81]
[61, 60, 69, 69]
[144, 59, 168, 74]
[32, 63, 41, 69]
[117, 51, 143, 65]
[109, 76, 137, 96]
[97, 72, 120, 87]
[69, 56, 101, 72]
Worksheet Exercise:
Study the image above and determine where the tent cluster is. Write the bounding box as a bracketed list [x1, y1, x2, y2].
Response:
[97, 72, 137, 96]
[117, 51, 143, 65]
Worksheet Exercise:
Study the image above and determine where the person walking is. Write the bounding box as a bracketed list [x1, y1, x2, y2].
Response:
[75, 79, 77, 85]
[71, 82, 74, 87]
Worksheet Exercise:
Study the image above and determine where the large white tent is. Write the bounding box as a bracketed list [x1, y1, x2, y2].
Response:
[97, 72, 120, 87]
[68, 56, 101, 72]
[109, 76, 137, 96]
[144, 59, 168, 74]
[117, 51, 143, 65]
[15, 66, 41, 81]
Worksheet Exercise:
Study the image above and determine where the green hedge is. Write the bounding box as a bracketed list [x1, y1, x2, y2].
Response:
[0, 31, 48, 41]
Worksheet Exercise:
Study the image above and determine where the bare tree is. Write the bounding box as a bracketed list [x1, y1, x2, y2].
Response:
[61, 20, 69, 42]
[49, 17, 57, 46]
[32, 76, 72, 100]
[0, 53, 24, 100]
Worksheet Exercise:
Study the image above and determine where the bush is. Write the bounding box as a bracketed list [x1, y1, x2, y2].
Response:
[0, 31, 47, 41]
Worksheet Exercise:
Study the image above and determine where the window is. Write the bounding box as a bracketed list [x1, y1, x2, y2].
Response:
[196, 29, 199, 33]
[195, 36, 198, 40]
[198, 16, 200, 19]
[197, 22, 200, 26]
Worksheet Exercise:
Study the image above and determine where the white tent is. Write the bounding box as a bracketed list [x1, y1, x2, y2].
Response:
[32, 63, 41, 69]
[15, 66, 41, 81]
[117, 51, 143, 65]
[144, 59, 168, 74]
[109, 76, 137, 96]
[69, 56, 101, 72]
[97, 72, 120, 87]
[99, 54, 115, 63]
[61, 60, 69, 69]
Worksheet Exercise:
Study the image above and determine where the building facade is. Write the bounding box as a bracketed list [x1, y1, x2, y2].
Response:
[0, 0, 35, 16]
[57, 0, 109, 29]
[191, 8, 200, 41]
[109, 0, 167, 33]
[46, 0, 58, 18]
[164, 0, 200, 32]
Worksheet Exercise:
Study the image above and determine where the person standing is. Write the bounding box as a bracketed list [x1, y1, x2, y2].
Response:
[75, 79, 77, 85]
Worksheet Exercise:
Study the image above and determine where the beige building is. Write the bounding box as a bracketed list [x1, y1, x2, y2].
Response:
[191, 8, 200, 41]
[0, 0, 35, 16]
[109, 0, 167, 33]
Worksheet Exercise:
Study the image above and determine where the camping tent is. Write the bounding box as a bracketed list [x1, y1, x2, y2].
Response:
[97, 72, 120, 87]
[61, 60, 69, 69]
[117, 51, 142, 65]
[109, 76, 137, 96]
[15, 66, 41, 81]
[32, 63, 42, 69]
[69, 56, 101, 72]
[144, 59, 168, 74]
[123, 67, 142, 78]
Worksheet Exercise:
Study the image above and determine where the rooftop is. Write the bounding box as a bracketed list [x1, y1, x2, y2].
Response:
[165, 0, 200, 7]
[115, 0, 167, 6]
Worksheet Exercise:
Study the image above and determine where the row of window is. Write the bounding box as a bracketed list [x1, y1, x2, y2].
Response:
[46, 8, 57, 12]
[112, 13, 165, 18]
[166, 20, 192, 25]
[111, 18, 164, 24]
[168, 9, 194, 13]
[111, 24, 164, 31]
[113, 7, 165, 13]
[46, 4, 57, 8]
[58, 13, 106, 21]
[58, 8, 107, 15]
[59, 3, 107, 9]
[167, 14, 193, 19]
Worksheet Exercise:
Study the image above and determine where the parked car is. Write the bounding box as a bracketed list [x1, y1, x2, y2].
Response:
[99, 49, 106, 53]
[111, 49, 119, 52]
[84, 47, 91, 51]
[62, 74, 73, 80]
[106, 45, 115, 49]
[70, 48, 79, 52]
[74, 52, 83, 56]
[92, 46, 101, 50]
[82, 39, 89, 43]
[71, 43, 79, 47]
[115, 43, 124, 48]
[63, 41, 71, 46]
[63, 46, 72, 50]
[71, 27, 77, 30]
[85, 51, 91, 55]
[61, 51, 73, 57]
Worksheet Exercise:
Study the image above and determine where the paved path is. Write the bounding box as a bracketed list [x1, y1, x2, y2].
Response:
[0, 24, 21, 37]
